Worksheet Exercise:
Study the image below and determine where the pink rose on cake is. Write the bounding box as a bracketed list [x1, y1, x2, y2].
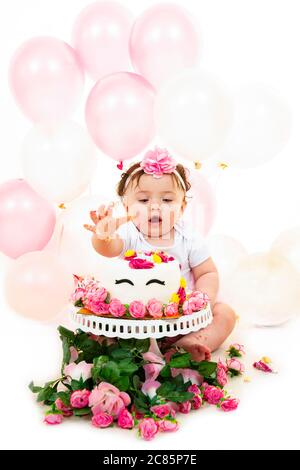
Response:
[129, 258, 155, 269]
[89, 382, 131, 419]
[164, 302, 179, 318]
[129, 300, 146, 318]
[146, 299, 163, 319]
[109, 299, 126, 318]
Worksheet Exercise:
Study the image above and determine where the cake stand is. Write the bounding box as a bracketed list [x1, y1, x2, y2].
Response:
[70, 303, 213, 343]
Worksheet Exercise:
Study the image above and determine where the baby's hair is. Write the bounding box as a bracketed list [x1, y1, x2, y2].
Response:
[117, 162, 191, 197]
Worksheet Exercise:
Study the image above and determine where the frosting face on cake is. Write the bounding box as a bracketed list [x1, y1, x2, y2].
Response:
[71, 250, 209, 319]
[104, 251, 181, 304]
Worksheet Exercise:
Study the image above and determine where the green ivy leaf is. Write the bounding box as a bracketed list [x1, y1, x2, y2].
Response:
[168, 352, 191, 368]
[110, 348, 133, 361]
[58, 326, 75, 341]
[28, 381, 43, 394]
[37, 386, 54, 403]
[118, 358, 139, 376]
[73, 407, 91, 416]
[159, 365, 171, 378]
[100, 361, 120, 383]
[164, 391, 194, 403]
[55, 391, 71, 406]
[115, 376, 130, 392]
[198, 361, 217, 377]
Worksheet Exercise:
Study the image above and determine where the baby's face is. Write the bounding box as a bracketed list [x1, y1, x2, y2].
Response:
[123, 174, 186, 239]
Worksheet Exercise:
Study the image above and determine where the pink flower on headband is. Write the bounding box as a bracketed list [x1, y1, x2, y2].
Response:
[140, 147, 177, 178]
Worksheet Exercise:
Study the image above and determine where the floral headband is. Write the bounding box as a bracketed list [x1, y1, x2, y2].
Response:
[122, 147, 187, 192]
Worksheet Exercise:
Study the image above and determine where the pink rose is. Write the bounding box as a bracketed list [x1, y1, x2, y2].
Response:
[139, 418, 159, 441]
[183, 292, 208, 315]
[226, 358, 245, 375]
[178, 401, 192, 414]
[70, 389, 91, 409]
[227, 343, 245, 357]
[140, 147, 177, 178]
[109, 299, 126, 318]
[143, 351, 165, 381]
[188, 384, 201, 395]
[150, 404, 171, 419]
[158, 420, 179, 432]
[131, 405, 144, 420]
[92, 412, 113, 428]
[55, 398, 73, 417]
[117, 408, 134, 429]
[253, 360, 273, 373]
[129, 300, 146, 319]
[44, 413, 63, 425]
[129, 258, 155, 269]
[141, 380, 161, 399]
[146, 299, 163, 319]
[220, 398, 239, 412]
[71, 287, 86, 303]
[64, 361, 93, 382]
[89, 382, 131, 418]
[191, 395, 203, 410]
[203, 386, 224, 405]
[86, 300, 110, 315]
[217, 361, 228, 387]
[164, 303, 179, 318]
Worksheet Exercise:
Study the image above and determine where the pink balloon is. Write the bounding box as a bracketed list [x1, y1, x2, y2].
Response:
[4, 251, 73, 322]
[85, 72, 155, 161]
[9, 36, 84, 124]
[130, 3, 200, 89]
[182, 171, 217, 236]
[72, 1, 134, 81]
[0, 179, 56, 259]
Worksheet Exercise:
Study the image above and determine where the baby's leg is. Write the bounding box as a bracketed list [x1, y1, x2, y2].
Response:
[173, 302, 237, 362]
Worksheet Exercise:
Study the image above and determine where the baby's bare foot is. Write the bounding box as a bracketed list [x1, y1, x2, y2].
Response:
[174, 337, 211, 362]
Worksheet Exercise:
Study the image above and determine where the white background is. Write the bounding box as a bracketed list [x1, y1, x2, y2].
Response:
[0, 0, 300, 450]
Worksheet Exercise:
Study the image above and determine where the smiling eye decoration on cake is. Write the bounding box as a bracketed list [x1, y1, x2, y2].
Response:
[71, 251, 210, 319]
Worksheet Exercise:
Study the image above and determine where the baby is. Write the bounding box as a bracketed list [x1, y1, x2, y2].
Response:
[84, 147, 236, 362]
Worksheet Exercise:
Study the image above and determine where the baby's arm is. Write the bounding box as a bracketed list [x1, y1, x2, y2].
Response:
[84, 204, 131, 258]
[192, 257, 219, 307]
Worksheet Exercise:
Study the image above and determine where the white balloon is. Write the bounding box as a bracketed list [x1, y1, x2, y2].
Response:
[21, 121, 98, 203]
[154, 69, 233, 162]
[214, 84, 291, 169]
[208, 234, 247, 303]
[271, 227, 300, 272]
[209, 234, 247, 278]
[224, 251, 300, 326]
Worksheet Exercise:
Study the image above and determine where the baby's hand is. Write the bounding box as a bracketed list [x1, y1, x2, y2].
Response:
[83, 203, 132, 240]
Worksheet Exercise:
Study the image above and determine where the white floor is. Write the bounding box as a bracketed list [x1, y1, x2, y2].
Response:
[1, 277, 299, 451]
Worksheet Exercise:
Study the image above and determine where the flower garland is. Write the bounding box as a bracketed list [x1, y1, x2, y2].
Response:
[71, 274, 209, 319]
[30, 329, 246, 440]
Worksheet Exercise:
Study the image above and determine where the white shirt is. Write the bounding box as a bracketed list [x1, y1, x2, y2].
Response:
[117, 221, 211, 290]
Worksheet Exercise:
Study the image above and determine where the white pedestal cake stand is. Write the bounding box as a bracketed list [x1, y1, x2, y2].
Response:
[70, 304, 213, 344]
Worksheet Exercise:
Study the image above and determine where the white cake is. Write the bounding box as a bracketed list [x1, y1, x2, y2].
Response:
[104, 251, 181, 305]
[71, 250, 209, 320]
